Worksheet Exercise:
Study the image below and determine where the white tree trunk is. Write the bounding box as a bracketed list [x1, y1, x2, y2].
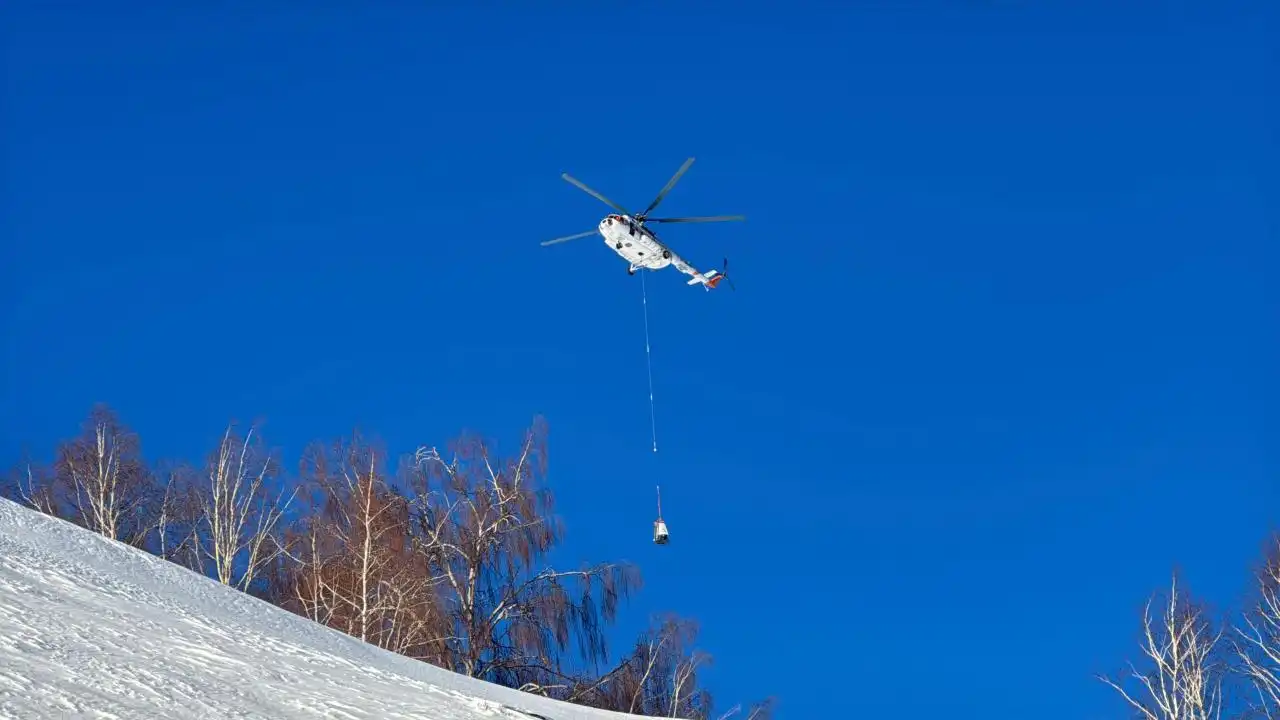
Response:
[62, 422, 131, 540]
[200, 424, 295, 591]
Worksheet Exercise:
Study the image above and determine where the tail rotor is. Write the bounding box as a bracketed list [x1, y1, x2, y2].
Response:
[719, 258, 736, 291]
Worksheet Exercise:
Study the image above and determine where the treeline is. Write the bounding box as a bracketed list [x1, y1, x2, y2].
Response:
[3, 404, 775, 720]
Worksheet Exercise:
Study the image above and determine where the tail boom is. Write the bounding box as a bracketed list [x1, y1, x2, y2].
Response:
[686, 268, 723, 289]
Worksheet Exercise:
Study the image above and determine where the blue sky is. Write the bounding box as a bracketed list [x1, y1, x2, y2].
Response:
[2, 1, 1275, 716]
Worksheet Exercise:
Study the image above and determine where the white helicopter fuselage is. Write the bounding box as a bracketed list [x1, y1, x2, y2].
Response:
[598, 214, 675, 272]
[595, 213, 725, 288]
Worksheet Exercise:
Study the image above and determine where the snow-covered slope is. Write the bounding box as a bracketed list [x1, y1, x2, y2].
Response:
[0, 498, 647, 720]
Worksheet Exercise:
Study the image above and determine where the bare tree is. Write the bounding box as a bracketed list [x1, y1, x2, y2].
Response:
[2, 411, 189, 562]
[1100, 572, 1226, 720]
[151, 465, 179, 558]
[129, 458, 203, 565]
[51, 404, 157, 545]
[406, 417, 640, 688]
[1234, 534, 1280, 718]
[3, 406, 778, 715]
[281, 433, 450, 660]
[192, 422, 296, 591]
[566, 613, 770, 720]
[7, 460, 57, 516]
[626, 615, 712, 719]
[623, 621, 677, 714]
[670, 648, 713, 719]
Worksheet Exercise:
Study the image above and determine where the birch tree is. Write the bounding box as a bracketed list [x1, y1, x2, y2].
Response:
[623, 615, 712, 719]
[1235, 534, 1280, 717]
[3, 412, 192, 563]
[194, 422, 296, 591]
[1100, 572, 1226, 720]
[283, 433, 450, 659]
[140, 459, 202, 565]
[7, 461, 57, 516]
[407, 417, 639, 688]
[51, 405, 158, 545]
[565, 614, 771, 720]
[132, 458, 225, 569]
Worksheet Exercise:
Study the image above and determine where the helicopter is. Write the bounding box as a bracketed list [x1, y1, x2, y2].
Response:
[542, 158, 744, 290]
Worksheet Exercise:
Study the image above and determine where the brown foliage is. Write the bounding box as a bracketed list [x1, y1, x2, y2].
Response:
[278, 432, 449, 659]
[4, 407, 772, 718]
[268, 420, 646, 690]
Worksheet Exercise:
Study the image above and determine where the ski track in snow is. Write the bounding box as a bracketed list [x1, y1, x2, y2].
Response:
[0, 499, 646, 720]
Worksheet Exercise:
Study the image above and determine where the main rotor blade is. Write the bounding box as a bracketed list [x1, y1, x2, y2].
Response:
[645, 215, 745, 223]
[640, 157, 695, 218]
[541, 229, 598, 246]
[561, 173, 631, 216]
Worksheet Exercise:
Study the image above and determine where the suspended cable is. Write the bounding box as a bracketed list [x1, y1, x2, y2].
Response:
[641, 270, 658, 453]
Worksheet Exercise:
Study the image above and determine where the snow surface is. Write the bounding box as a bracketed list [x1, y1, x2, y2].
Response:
[0, 498, 650, 720]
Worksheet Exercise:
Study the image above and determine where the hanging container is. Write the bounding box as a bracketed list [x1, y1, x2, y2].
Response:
[653, 517, 669, 544]
[652, 485, 669, 544]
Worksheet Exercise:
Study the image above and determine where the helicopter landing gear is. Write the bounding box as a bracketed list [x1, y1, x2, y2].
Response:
[627, 266, 636, 276]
